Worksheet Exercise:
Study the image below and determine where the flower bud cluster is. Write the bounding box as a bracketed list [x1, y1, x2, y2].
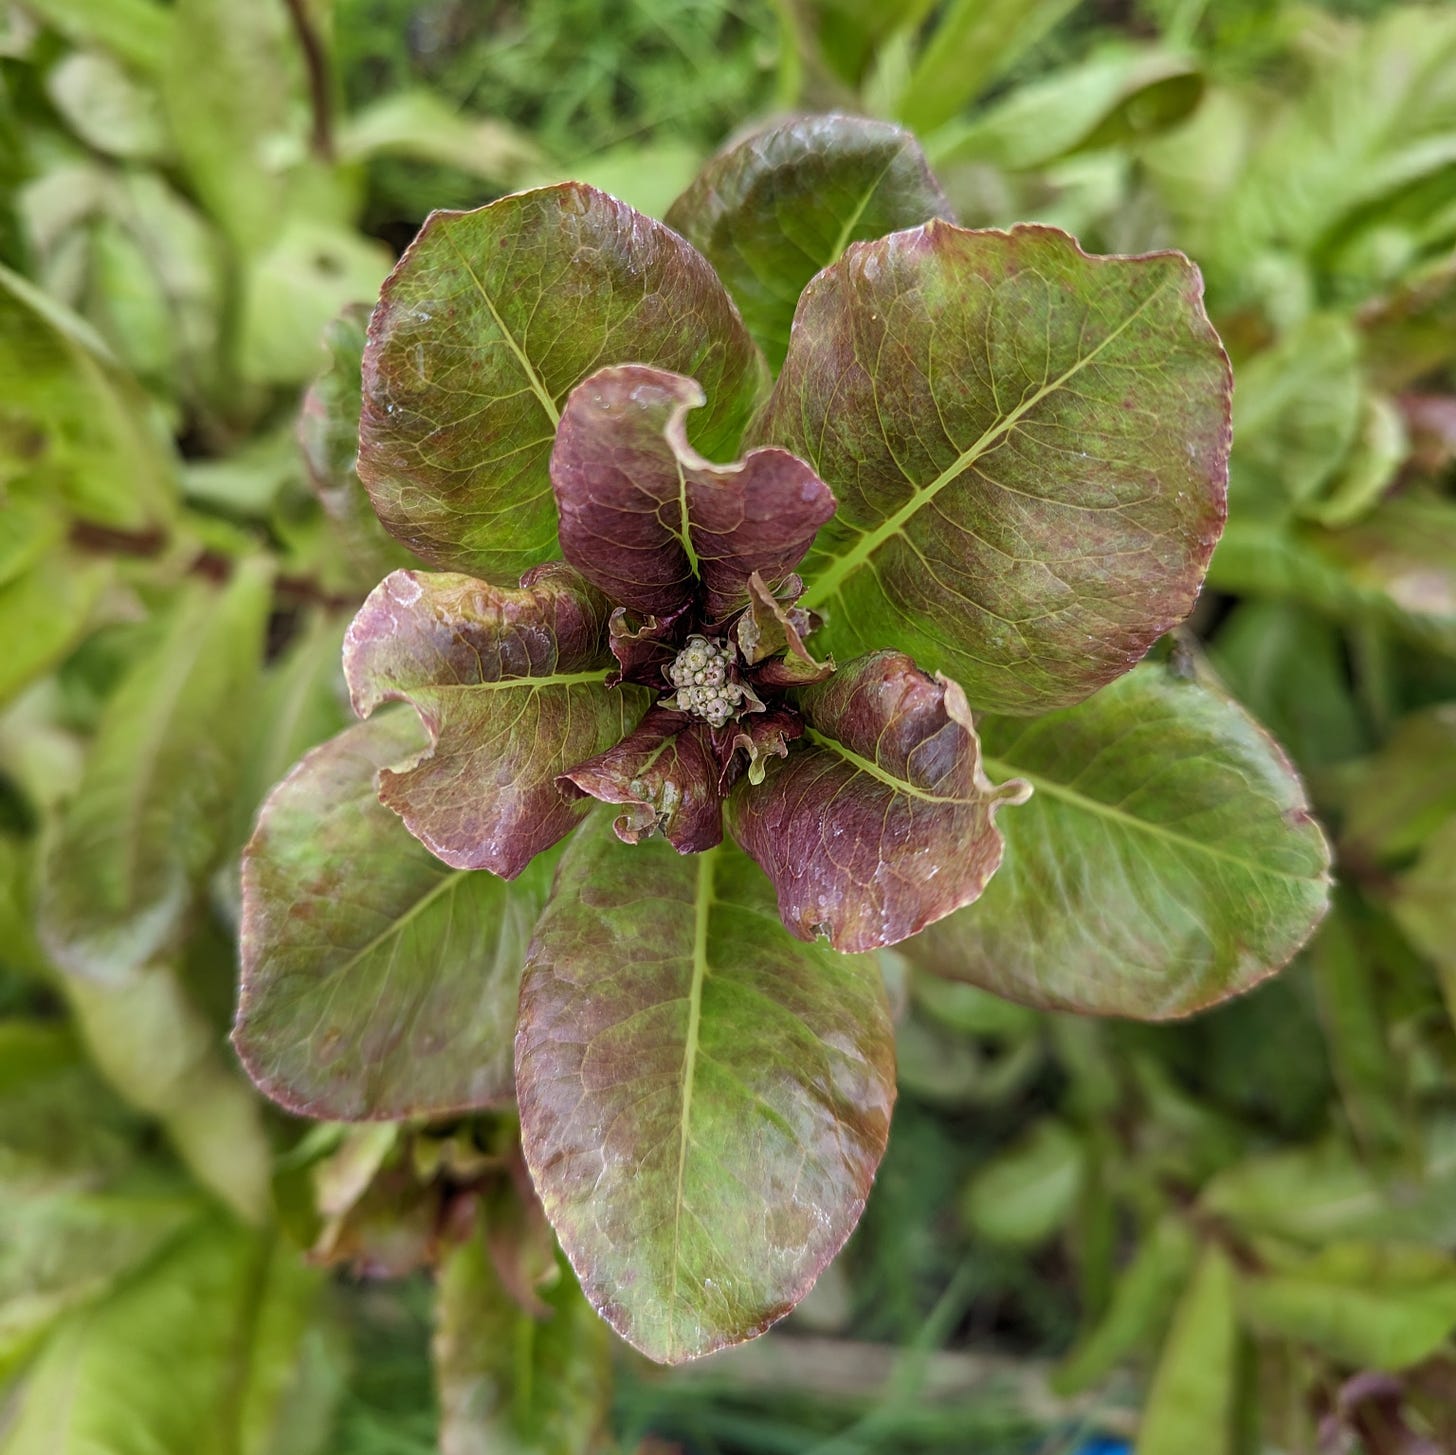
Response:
[666, 635, 745, 728]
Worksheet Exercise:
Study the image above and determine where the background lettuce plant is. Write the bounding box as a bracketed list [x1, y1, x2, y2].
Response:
[234, 115, 1330, 1365]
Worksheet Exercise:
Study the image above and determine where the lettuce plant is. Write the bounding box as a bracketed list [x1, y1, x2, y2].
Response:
[235, 115, 1331, 1364]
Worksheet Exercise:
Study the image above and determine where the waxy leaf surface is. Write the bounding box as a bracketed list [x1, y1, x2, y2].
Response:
[666, 114, 953, 368]
[728, 651, 1029, 953]
[516, 815, 896, 1364]
[907, 663, 1331, 1017]
[358, 184, 766, 582]
[552, 364, 834, 622]
[343, 565, 645, 877]
[756, 223, 1231, 714]
[235, 714, 545, 1121]
[559, 706, 723, 853]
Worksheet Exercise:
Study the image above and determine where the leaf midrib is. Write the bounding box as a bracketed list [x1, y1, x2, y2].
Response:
[321, 868, 465, 982]
[667, 845, 716, 1352]
[440, 227, 561, 428]
[803, 726, 963, 805]
[800, 279, 1170, 611]
[421, 670, 609, 694]
[981, 754, 1318, 882]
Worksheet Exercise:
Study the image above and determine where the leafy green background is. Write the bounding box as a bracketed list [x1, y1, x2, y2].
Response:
[3, 0, 1456, 1451]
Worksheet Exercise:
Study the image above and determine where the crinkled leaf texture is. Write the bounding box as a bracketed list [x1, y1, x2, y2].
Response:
[552, 364, 835, 622]
[757, 222, 1231, 714]
[559, 706, 723, 854]
[358, 183, 767, 582]
[235, 713, 547, 1121]
[728, 651, 1029, 953]
[516, 812, 896, 1364]
[665, 113, 954, 368]
[907, 662, 1332, 1018]
[343, 564, 646, 877]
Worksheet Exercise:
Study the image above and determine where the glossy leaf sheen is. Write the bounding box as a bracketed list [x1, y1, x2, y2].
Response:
[358, 184, 766, 582]
[665, 114, 953, 368]
[908, 664, 1331, 1018]
[235, 715, 545, 1121]
[729, 651, 1029, 953]
[516, 815, 896, 1364]
[758, 223, 1231, 714]
[552, 364, 834, 621]
[343, 565, 645, 877]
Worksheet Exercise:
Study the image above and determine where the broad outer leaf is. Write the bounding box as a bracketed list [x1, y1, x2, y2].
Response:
[516, 814, 896, 1364]
[756, 223, 1231, 714]
[559, 706, 723, 853]
[342, 564, 645, 877]
[358, 184, 767, 582]
[0, 1218, 334, 1455]
[728, 651, 1030, 954]
[552, 364, 835, 621]
[665, 114, 953, 369]
[235, 714, 547, 1121]
[906, 663, 1331, 1018]
[38, 561, 271, 982]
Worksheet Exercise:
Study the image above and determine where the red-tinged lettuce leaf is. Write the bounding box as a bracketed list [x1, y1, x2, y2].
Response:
[342, 564, 646, 877]
[558, 706, 722, 853]
[906, 662, 1332, 1018]
[235, 713, 547, 1121]
[358, 184, 768, 582]
[755, 223, 1231, 714]
[552, 364, 835, 622]
[515, 814, 896, 1364]
[606, 603, 684, 688]
[727, 651, 1029, 953]
[665, 114, 954, 369]
[728, 704, 801, 789]
[734, 571, 832, 686]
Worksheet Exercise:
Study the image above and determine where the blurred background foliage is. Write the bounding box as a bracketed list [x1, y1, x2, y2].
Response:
[1, 1, 1455, 1452]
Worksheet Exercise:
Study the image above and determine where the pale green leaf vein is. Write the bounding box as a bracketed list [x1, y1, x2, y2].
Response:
[982, 755, 1318, 882]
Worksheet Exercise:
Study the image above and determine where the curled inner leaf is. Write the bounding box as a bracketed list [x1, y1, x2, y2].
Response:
[728, 651, 1030, 952]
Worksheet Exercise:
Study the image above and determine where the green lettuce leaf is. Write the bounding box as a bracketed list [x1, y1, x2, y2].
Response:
[907, 662, 1331, 1017]
[236, 714, 548, 1120]
[757, 223, 1231, 714]
[665, 114, 953, 368]
[38, 560, 272, 982]
[357, 184, 767, 582]
[516, 813, 896, 1363]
